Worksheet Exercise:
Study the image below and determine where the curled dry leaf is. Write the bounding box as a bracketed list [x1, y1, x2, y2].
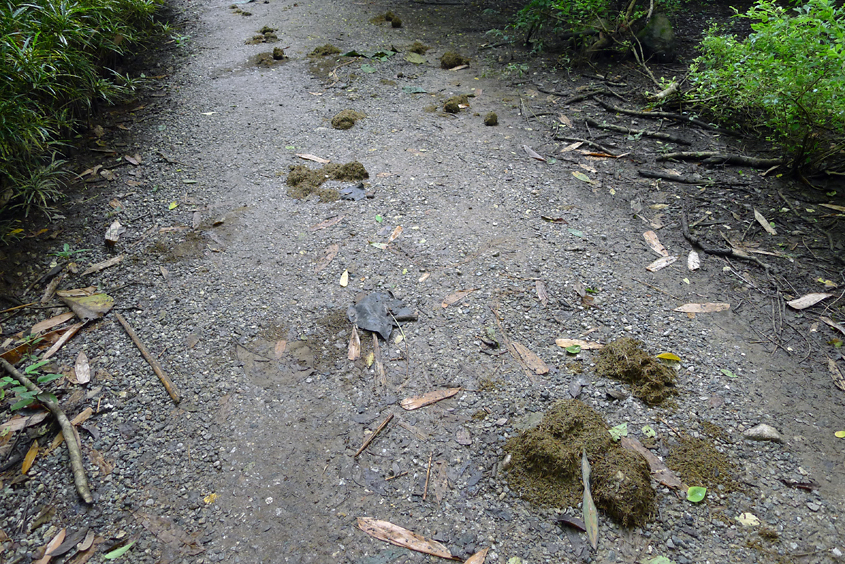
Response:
[357, 517, 453, 559]
[511, 342, 549, 375]
[388, 226, 403, 243]
[104, 220, 126, 246]
[81, 254, 124, 276]
[400, 388, 461, 410]
[555, 338, 603, 350]
[674, 303, 730, 313]
[22, 439, 38, 474]
[646, 256, 677, 272]
[274, 340, 287, 359]
[786, 293, 833, 310]
[687, 250, 701, 271]
[643, 231, 669, 257]
[620, 437, 688, 491]
[753, 209, 777, 235]
[828, 358, 845, 392]
[339, 270, 349, 287]
[295, 153, 330, 164]
[418, 272, 430, 283]
[561, 141, 583, 153]
[821, 316, 845, 337]
[33, 528, 66, 564]
[523, 145, 546, 162]
[61, 293, 114, 322]
[74, 351, 91, 384]
[31, 312, 75, 335]
[535, 280, 548, 306]
[442, 288, 477, 308]
[348, 326, 361, 361]
[581, 451, 598, 551]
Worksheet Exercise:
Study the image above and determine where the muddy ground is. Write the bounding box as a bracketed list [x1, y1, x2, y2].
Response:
[1, 0, 844, 563]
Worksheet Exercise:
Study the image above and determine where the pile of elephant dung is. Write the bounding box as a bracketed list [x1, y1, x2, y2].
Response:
[286, 162, 368, 202]
[331, 109, 366, 130]
[595, 337, 678, 405]
[504, 400, 655, 527]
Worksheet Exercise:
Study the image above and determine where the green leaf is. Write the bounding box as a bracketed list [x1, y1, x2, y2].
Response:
[360, 64, 377, 73]
[568, 229, 584, 238]
[642, 425, 657, 438]
[565, 345, 581, 354]
[687, 486, 707, 503]
[835, 430, 845, 438]
[643, 557, 676, 564]
[404, 52, 426, 64]
[375, 215, 383, 223]
[657, 352, 681, 361]
[285, 145, 296, 150]
[720, 368, 737, 378]
[168, 202, 178, 210]
[608, 422, 628, 441]
[572, 171, 593, 184]
[10, 398, 35, 410]
[36, 373, 62, 384]
[370, 242, 388, 250]
[104, 540, 136, 560]
[24, 360, 51, 373]
[341, 50, 363, 57]
[402, 85, 427, 93]
[36, 392, 57, 404]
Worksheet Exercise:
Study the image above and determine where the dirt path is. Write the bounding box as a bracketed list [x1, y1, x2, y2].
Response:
[2, 0, 844, 562]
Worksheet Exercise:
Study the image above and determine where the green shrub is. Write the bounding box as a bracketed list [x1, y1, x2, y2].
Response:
[0, 0, 165, 218]
[688, 0, 845, 171]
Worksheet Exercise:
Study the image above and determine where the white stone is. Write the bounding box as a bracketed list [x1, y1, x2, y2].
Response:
[743, 423, 783, 443]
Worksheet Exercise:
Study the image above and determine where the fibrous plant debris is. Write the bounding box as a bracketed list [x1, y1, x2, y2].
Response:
[371, 11, 402, 27]
[504, 400, 655, 527]
[331, 109, 366, 130]
[440, 51, 469, 69]
[666, 436, 739, 493]
[310, 44, 341, 56]
[594, 337, 677, 405]
[246, 26, 278, 44]
[443, 95, 469, 114]
[286, 161, 369, 202]
[408, 41, 430, 54]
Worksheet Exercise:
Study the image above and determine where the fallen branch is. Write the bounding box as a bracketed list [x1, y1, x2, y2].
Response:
[596, 99, 734, 134]
[658, 151, 782, 168]
[585, 117, 692, 145]
[681, 207, 772, 272]
[354, 413, 393, 457]
[0, 358, 93, 504]
[115, 313, 181, 404]
[638, 169, 709, 185]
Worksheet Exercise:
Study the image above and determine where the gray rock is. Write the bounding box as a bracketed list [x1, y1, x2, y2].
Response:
[637, 14, 676, 62]
[743, 423, 783, 442]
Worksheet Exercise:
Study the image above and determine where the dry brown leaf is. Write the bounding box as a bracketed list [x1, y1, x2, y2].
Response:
[643, 230, 669, 257]
[535, 280, 548, 307]
[348, 326, 361, 361]
[42, 321, 86, 360]
[104, 220, 126, 246]
[578, 163, 597, 174]
[418, 272, 430, 283]
[314, 244, 339, 273]
[561, 141, 583, 153]
[511, 342, 549, 375]
[49, 432, 64, 452]
[81, 254, 124, 276]
[124, 154, 141, 166]
[295, 153, 330, 164]
[88, 447, 114, 476]
[74, 351, 91, 385]
[558, 114, 572, 127]
[71, 408, 93, 426]
[33, 528, 66, 564]
[753, 208, 777, 235]
[828, 358, 845, 392]
[687, 250, 701, 271]
[555, 338, 604, 350]
[620, 437, 688, 491]
[274, 340, 286, 359]
[388, 226, 403, 243]
[31, 312, 75, 335]
[646, 256, 677, 272]
[0, 411, 49, 436]
[357, 517, 453, 559]
[400, 388, 461, 410]
[673, 302, 730, 313]
[465, 547, 489, 564]
[55, 287, 96, 297]
[523, 145, 547, 162]
[820, 203, 845, 213]
[821, 316, 845, 337]
[22, 439, 38, 474]
[309, 215, 345, 231]
[786, 293, 833, 310]
[442, 288, 477, 308]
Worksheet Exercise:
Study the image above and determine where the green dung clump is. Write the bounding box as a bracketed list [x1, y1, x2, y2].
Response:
[286, 161, 369, 202]
[440, 51, 469, 69]
[444, 95, 469, 114]
[310, 44, 341, 57]
[409, 41, 430, 54]
[331, 109, 366, 130]
[667, 436, 739, 493]
[505, 400, 655, 527]
[595, 338, 677, 405]
[484, 112, 498, 126]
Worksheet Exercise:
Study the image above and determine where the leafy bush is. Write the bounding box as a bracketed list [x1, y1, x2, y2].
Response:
[0, 0, 165, 217]
[688, 0, 845, 171]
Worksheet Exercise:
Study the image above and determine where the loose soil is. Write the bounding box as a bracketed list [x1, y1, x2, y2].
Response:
[1, 0, 844, 563]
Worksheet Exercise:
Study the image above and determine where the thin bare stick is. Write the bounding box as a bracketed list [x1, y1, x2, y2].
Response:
[423, 452, 433, 501]
[0, 358, 93, 504]
[115, 313, 180, 404]
[372, 333, 386, 386]
[354, 413, 394, 457]
[0, 302, 38, 315]
[386, 471, 408, 481]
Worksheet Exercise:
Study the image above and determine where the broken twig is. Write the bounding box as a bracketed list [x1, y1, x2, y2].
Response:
[585, 117, 691, 145]
[354, 413, 394, 457]
[115, 313, 180, 404]
[423, 452, 433, 501]
[658, 151, 782, 168]
[0, 358, 93, 504]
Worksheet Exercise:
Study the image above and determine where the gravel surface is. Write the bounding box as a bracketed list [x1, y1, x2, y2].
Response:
[1, 0, 844, 563]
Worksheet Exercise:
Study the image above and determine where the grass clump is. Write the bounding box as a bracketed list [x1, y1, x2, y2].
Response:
[0, 0, 166, 218]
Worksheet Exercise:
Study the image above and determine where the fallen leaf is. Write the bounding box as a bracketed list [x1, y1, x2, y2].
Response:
[643, 231, 669, 257]
[687, 486, 707, 503]
[572, 171, 593, 184]
[578, 163, 597, 173]
[314, 244, 339, 273]
[357, 518, 453, 559]
[656, 352, 681, 361]
[418, 272, 430, 283]
[646, 256, 677, 272]
[620, 437, 688, 491]
[558, 114, 572, 127]
[103, 539, 135, 560]
[310, 216, 345, 231]
[370, 242, 388, 250]
[400, 388, 461, 410]
[365, 351, 374, 367]
[540, 216, 568, 224]
[81, 254, 124, 276]
[42, 322, 86, 360]
[104, 220, 126, 246]
[388, 225, 403, 243]
[204, 493, 218, 504]
[555, 338, 604, 350]
[581, 451, 598, 551]
[561, 141, 583, 153]
[124, 154, 141, 166]
[404, 52, 426, 64]
[674, 303, 730, 313]
[465, 547, 489, 564]
[820, 203, 845, 213]
[61, 294, 114, 322]
[687, 250, 701, 271]
[556, 515, 586, 531]
[455, 427, 471, 446]
[753, 209, 777, 235]
[339, 270, 349, 287]
[786, 292, 833, 310]
[442, 288, 477, 308]
[828, 358, 845, 392]
[642, 557, 676, 564]
[511, 342, 549, 374]
[0, 411, 50, 435]
[22, 439, 38, 474]
[88, 447, 114, 475]
[348, 326, 361, 361]
[71, 408, 93, 426]
[608, 422, 628, 441]
[31, 312, 76, 335]
[295, 153, 330, 164]
[736, 512, 760, 527]
[535, 280, 548, 306]
[274, 340, 286, 359]
[74, 351, 91, 384]
[33, 528, 66, 564]
[523, 145, 546, 162]
[821, 316, 845, 337]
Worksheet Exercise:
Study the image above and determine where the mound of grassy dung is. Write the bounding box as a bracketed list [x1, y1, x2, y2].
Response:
[371, 11, 401, 27]
[286, 162, 369, 202]
[408, 41, 430, 54]
[444, 95, 469, 113]
[505, 400, 655, 527]
[331, 109, 366, 130]
[311, 44, 341, 57]
[595, 338, 677, 405]
[667, 436, 739, 493]
[440, 51, 469, 69]
[484, 112, 498, 126]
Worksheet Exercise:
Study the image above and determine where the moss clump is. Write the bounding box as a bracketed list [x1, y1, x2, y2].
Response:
[595, 338, 677, 405]
[409, 41, 429, 54]
[440, 51, 469, 69]
[331, 109, 366, 130]
[286, 161, 369, 202]
[311, 44, 341, 57]
[484, 112, 498, 126]
[505, 400, 655, 527]
[444, 94, 469, 113]
[666, 436, 739, 493]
